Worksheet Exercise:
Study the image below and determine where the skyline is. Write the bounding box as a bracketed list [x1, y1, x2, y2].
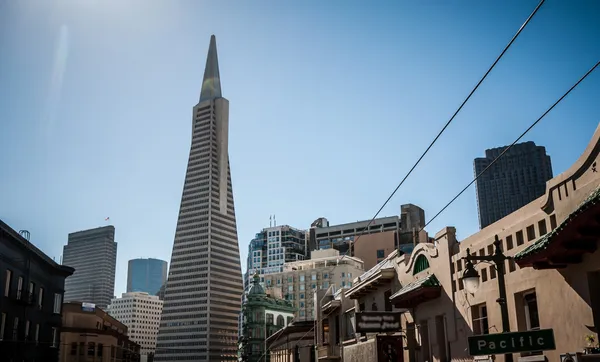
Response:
[1, 1, 599, 298]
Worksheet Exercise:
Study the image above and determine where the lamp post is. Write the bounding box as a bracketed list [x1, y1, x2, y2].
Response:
[461, 235, 513, 362]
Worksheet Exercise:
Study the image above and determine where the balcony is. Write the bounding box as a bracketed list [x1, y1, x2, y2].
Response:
[317, 345, 341, 360]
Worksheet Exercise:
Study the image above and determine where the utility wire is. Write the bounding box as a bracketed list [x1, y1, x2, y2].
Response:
[420, 60, 600, 232]
[348, 0, 546, 256]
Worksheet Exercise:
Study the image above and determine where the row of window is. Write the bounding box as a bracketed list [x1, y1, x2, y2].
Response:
[0, 313, 58, 346]
[3, 270, 63, 313]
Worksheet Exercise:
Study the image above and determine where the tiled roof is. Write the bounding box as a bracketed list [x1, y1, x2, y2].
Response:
[389, 274, 440, 300]
[515, 186, 600, 260]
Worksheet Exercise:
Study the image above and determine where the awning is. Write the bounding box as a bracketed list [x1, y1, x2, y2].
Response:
[390, 274, 441, 309]
[346, 258, 397, 299]
[515, 187, 600, 269]
[321, 299, 341, 314]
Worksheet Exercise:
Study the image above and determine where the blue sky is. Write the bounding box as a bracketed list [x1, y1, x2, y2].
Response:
[0, 1, 599, 297]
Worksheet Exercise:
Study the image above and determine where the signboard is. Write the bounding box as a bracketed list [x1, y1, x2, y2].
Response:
[355, 312, 401, 334]
[81, 302, 96, 312]
[468, 329, 556, 356]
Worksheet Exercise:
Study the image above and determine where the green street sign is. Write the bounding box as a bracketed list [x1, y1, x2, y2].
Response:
[468, 329, 556, 356]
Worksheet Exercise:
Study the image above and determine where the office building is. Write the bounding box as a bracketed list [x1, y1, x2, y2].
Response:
[108, 292, 163, 357]
[474, 141, 553, 228]
[155, 35, 243, 362]
[62, 225, 117, 310]
[127, 258, 168, 295]
[60, 302, 140, 362]
[244, 225, 307, 293]
[263, 249, 364, 321]
[0, 220, 75, 362]
[307, 204, 427, 270]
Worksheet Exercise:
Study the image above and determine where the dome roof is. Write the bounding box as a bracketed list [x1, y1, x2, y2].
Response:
[248, 273, 265, 296]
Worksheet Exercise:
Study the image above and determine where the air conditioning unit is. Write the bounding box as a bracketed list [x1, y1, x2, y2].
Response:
[560, 353, 583, 362]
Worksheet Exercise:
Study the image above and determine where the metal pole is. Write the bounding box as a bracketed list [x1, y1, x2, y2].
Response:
[494, 237, 513, 362]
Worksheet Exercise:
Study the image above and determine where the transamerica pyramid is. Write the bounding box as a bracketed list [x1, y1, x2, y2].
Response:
[155, 35, 243, 362]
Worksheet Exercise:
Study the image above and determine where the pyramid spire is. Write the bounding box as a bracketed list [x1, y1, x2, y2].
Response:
[199, 35, 222, 103]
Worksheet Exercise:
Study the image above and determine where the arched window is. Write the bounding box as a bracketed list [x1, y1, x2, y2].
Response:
[413, 254, 430, 275]
[276, 315, 285, 326]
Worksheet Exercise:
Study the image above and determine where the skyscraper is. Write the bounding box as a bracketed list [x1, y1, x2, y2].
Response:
[155, 35, 243, 362]
[474, 141, 553, 229]
[127, 258, 168, 295]
[62, 225, 117, 310]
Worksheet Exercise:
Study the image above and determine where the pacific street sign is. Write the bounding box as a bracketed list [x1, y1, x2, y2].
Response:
[468, 329, 556, 356]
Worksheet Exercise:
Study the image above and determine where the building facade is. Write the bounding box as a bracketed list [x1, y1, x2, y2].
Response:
[316, 123, 600, 362]
[155, 35, 243, 362]
[240, 274, 295, 362]
[127, 258, 168, 295]
[474, 141, 553, 229]
[108, 292, 163, 357]
[60, 302, 140, 362]
[0, 220, 75, 362]
[244, 225, 307, 293]
[62, 225, 117, 310]
[308, 204, 427, 270]
[263, 249, 364, 321]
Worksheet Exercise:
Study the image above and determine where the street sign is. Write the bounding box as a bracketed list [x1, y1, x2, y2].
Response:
[468, 329, 556, 356]
[355, 312, 401, 333]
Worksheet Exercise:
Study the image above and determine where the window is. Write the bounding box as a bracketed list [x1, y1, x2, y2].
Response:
[52, 327, 58, 348]
[24, 320, 30, 340]
[38, 288, 44, 310]
[524, 292, 540, 330]
[97, 343, 103, 357]
[0, 313, 5, 341]
[384, 290, 392, 311]
[300, 275, 305, 282]
[53, 293, 62, 314]
[472, 304, 489, 335]
[413, 255, 430, 275]
[88, 342, 96, 356]
[538, 219, 547, 236]
[13, 317, 18, 340]
[276, 315, 284, 326]
[516, 230, 524, 246]
[17, 276, 23, 299]
[266, 314, 274, 325]
[34, 324, 39, 344]
[300, 284, 305, 291]
[377, 249, 385, 259]
[4, 270, 11, 297]
[70, 342, 77, 355]
[311, 274, 317, 281]
[526, 225, 536, 241]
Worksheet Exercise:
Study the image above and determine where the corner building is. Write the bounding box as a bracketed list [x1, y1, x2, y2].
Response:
[155, 35, 243, 362]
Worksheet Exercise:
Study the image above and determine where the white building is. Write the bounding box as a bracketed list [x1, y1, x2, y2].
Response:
[263, 249, 364, 321]
[108, 292, 163, 358]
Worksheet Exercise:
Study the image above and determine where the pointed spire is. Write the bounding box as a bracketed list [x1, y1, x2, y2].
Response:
[199, 35, 222, 103]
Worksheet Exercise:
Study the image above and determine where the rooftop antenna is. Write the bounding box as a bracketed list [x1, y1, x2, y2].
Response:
[269, 215, 272, 227]
[274, 214, 277, 227]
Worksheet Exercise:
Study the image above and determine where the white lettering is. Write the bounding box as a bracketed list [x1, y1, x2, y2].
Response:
[478, 340, 487, 350]
[500, 341, 506, 348]
[512, 338, 515, 347]
[520, 337, 525, 347]
[537, 337, 544, 346]
[489, 342, 496, 350]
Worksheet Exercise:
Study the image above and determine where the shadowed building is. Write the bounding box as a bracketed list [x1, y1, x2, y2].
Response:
[62, 226, 117, 310]
[154, 35, 243, 362]
[475, 141, 553, 229]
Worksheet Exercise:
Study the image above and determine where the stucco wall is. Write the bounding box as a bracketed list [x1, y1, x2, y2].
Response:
[343, 338, 376, 362]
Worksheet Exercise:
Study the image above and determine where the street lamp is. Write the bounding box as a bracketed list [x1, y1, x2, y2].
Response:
[461, 235, 513, 362]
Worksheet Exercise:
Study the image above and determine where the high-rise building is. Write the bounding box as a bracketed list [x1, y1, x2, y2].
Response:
[155, 35, 243, 362]
[108, 292, 164, 357]
[127, 258, 168, 295]
[244, 225, 307, 293]
[474, 141, 553, 229]
[62, 225, 117, 310]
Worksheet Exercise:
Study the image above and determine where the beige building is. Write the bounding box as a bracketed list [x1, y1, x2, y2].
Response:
[264, 249, 364, 321]
[59, 302, 140, 362]
[316, 123, 600, 362]
[108, 292, 163, 357]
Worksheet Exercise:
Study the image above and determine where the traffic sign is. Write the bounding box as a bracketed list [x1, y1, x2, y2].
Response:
[468, 329, 555, 356]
